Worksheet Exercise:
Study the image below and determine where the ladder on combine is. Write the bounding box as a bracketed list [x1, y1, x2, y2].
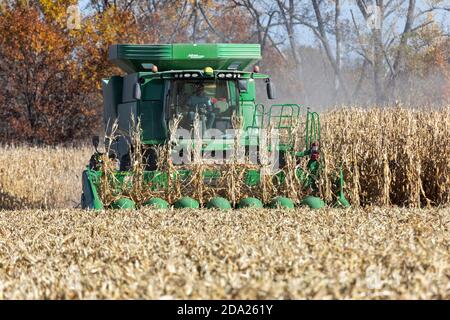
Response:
[249, 104, 320, 152]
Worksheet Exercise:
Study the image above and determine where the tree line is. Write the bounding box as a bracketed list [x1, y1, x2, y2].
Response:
[0, 0, 448, 144]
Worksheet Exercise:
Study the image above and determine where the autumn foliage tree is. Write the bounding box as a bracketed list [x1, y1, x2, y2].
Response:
[0, 3, 99, 144]
[0, 1, 144, 144]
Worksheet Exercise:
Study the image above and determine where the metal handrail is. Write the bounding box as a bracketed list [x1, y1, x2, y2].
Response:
[305, 110, 321, 148]
[268, 104, 301, 128]
[248, 103, 322, 151]
[250, 103, 266, 128]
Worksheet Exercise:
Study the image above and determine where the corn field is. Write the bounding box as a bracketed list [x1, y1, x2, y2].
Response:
[0, 107, 449, 299]
[321, 106, 450, 207]
[2, 107, 448, 209]
[0, 145, 91, 210]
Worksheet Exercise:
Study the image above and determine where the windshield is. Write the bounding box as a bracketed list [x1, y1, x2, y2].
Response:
[166, 80, 239, 135]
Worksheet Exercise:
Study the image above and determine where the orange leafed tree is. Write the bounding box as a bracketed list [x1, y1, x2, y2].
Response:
[0, 2, 145, 144]
[0, 5, 99, 144]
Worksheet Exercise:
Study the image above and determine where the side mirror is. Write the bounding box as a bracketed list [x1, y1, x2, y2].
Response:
[133, 83, 142, 100]
[92, 135, 99, 153]
[238, 79, 248, 92]
[266, 79, 276, 100]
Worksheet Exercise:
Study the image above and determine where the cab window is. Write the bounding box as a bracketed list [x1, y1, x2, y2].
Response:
[167, 80, 238, 133]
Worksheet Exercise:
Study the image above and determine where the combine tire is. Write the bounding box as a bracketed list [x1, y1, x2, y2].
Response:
[300, 196, 325, 209]
[206, 197, 232, 210]
[174, 197, 200, 209]
[143, 198, 169, 209]
[268, 197, 294, 209]
[237, 197, 264, 209]
[111, 198, 136, 210]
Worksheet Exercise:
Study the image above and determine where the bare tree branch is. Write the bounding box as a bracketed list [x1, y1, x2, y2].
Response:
[197, 1, 229, 42]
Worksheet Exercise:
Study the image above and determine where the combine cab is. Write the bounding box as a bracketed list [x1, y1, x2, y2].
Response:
[81, 43, 349, 210]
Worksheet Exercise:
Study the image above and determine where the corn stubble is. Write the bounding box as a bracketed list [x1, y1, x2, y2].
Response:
[0, 207, 448, 299]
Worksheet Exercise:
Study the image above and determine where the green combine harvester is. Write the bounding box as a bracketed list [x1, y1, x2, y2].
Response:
[81, 43, 349, 210]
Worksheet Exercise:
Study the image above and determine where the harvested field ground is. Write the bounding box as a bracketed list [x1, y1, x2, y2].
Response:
[0, 207, 448, 299]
